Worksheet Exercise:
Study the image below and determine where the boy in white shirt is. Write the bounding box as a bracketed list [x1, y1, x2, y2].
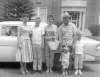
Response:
[60, 46, 70, 75]
[74, 30, 85, 75]
[31, 17, 45, 74]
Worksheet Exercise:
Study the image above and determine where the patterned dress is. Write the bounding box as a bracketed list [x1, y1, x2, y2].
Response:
[16, 25, 33, 62]
[60, 52, 70, 69]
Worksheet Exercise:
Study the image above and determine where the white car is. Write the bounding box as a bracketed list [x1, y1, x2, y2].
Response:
[0, 21, 47, 62]
[0, 21, 99, 62]
[82, 37, 100, 61]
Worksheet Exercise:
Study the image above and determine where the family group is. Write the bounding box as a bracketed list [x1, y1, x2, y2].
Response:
[16, 12, 85, 76]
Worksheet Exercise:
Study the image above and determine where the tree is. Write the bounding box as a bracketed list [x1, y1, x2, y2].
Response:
[2, 0, 36, 21]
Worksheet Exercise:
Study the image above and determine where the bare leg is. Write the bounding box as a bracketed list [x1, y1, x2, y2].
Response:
[24, 63, 29, 73]
[62, 69, 65, 75]
[20, 62, 25, 74]
[46, 66, 50, 73]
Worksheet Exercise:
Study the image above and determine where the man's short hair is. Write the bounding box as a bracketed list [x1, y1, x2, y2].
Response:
[22, 14, 29, 18]
[47, 15, 54, 20]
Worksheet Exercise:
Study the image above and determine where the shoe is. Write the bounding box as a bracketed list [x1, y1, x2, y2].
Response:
[25, 69, 29, 73]
[74, 70, 78, 75]
[20, 68, 25, 74]
[78, 70, 82, 75]
[65, 71, 68, 75]
[62, 72, 65, 75]
[50, 69, 53, 73]
[67, 70, 71, 75]
[46, 69, 49, 73]
[38, 70, 43, 74]
[31, 70, 36, 74]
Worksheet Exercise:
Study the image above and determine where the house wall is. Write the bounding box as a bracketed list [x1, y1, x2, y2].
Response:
[0, 0, 100, 29]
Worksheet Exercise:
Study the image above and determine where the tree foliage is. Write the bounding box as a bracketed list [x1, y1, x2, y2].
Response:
[89, 24, 100, 36]
[2, 0, 36, 21]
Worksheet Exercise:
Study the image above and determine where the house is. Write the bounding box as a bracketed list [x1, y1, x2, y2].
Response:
[0, 0, 100, 34]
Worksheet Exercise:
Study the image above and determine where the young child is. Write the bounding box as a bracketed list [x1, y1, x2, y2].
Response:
[74, 30, 85, 75]
[60, 46, 70, 75]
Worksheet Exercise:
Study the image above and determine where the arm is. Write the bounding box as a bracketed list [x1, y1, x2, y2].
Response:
[59, 54, 62, 61]
[44, 26, 51, 40]
[29, 27, 33, 39]
[59, 26, 63, 48]
[41, 27, 45, 49]
[54, 25, 58, 40]
[72, 23, 77, 47]
[17, 26, 21, 47]
[83, 43, 86, 59]
[41, 34, 44, 49]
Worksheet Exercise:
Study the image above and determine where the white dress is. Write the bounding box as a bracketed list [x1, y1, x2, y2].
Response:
[16, 26, 33, 62]
[60, 52, 70, 68]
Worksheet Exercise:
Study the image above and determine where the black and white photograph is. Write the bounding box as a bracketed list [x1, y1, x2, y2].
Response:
[0, 0, 100, 77]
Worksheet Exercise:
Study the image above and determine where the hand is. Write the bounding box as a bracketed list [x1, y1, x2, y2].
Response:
[41, 43, 44, 49]
[72, 44, 75, 49]
[29, 33, 32, 38]
[70, 53, 73, 56]
[18, 47, 22, 49]
[45, 37, 52, 41]
[17, 43, 21, 49]
[59, 58, 61, 61]
[51, 37, 55, 42]
[17, 46, 21, 49]
[83, 53, 86, 59]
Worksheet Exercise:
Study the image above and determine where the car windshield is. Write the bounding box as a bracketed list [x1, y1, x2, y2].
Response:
[1, 25, 18, 36]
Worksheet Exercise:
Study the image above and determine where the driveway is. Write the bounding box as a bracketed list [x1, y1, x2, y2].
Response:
[0, 58, 100, 77]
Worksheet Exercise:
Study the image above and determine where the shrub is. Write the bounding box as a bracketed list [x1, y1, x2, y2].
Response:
[89, 24, 100, 36]
[54, 20, 63, 28]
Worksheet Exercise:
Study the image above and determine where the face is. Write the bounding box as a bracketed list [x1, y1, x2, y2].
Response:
[63, 47, 69, 53]
[62, 16, 70, 25]
[47, 17, 53, 25]
[22, 16, 29, 23]
[77, 33, 82, 40]
[35, 18, 41, 26]
[63, 50, 68, 53]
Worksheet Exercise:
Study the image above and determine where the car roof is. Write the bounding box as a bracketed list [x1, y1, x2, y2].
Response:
[0, 21, 47, 27]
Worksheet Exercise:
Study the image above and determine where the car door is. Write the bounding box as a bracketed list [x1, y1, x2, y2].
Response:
[0, 25, 18, 62]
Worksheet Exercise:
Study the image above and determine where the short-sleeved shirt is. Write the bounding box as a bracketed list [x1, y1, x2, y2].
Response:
[59, 22, 77, 46]
[31, 26, 45, 45]
[75, 39, 84, 54]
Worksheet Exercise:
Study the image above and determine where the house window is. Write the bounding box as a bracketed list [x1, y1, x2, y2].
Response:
[39, 7, 47, 22]
[32, 7, 47, 22]
[1, 25, 17, 36]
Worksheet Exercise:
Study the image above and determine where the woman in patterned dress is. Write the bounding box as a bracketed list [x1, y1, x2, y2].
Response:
[16, 14, 33, 74]
[45, 15, 58, 73]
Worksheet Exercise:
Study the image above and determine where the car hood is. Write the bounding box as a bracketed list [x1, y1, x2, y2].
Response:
[82, 37, 100, 44]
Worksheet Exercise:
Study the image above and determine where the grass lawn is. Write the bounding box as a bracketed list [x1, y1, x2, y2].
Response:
[86, 36, 100, 41]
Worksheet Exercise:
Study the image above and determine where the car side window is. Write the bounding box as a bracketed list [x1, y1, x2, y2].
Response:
[1, 25, 18, 36]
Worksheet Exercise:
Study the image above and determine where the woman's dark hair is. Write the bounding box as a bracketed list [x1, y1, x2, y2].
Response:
[47, 15, 54, 20]
[22, 14, 29, 18]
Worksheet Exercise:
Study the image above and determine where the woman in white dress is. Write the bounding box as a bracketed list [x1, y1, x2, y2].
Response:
[16, 14, 33, 74]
